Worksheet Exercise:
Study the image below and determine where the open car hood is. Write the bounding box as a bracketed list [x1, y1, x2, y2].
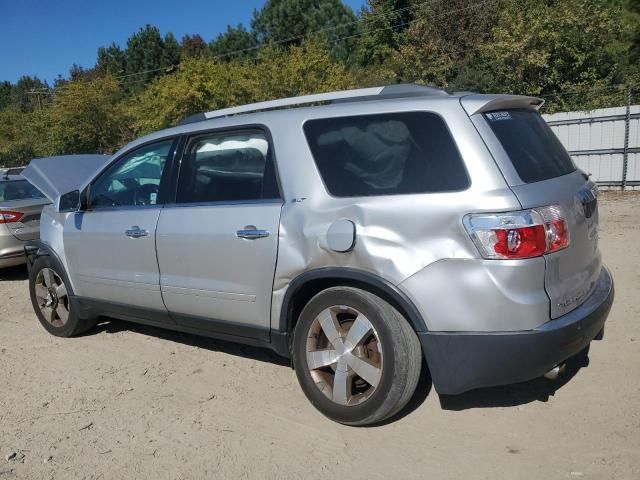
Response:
[22, 154, 111, 206]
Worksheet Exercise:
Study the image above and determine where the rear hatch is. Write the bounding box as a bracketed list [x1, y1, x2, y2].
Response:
[473, 105, 601, 318]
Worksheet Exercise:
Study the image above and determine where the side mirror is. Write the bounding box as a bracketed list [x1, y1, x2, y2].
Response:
[58, 190, 81, 213]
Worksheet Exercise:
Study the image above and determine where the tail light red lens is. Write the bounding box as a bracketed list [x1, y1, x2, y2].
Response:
[493, 225, 547, 258]
[464, 205, 570, 260]
[0, 210, 24, 224]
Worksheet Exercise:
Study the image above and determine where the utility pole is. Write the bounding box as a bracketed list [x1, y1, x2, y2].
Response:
[25, 89, 53, 110]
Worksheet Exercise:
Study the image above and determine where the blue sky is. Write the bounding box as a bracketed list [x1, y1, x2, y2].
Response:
[0, 0, 366, 84]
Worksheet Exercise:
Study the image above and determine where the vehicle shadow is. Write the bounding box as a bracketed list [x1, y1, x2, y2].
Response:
[438, 346, 591, 411]
[90, 319, 591, 422]
[92, 319, 291, 367]
[0, 265, 28, 281]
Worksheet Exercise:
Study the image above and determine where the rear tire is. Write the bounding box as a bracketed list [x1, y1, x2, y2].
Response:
[292, 286, 422, 426]
[29, 256, 96, 337]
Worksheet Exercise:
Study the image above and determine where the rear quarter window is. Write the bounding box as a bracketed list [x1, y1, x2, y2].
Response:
[484, 109, 576, 183]
[303, 112, 469, 197]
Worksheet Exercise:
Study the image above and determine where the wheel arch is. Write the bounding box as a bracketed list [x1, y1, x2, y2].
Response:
[278, 267, 428, 338]
[24, 240, 74, 292]
[24, 240, 63, 270]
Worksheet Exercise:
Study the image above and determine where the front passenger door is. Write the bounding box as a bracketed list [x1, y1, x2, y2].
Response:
[64, 139, 176, 317]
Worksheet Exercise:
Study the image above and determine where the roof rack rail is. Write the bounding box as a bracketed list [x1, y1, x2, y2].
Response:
[181, 84, 449, 124]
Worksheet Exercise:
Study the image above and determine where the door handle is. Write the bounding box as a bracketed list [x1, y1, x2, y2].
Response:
[236, 228, 270, 240]
[125, 226, 149, 238]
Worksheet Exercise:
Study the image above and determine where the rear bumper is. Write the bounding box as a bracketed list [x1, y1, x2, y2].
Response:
[420, 266, 614, 395]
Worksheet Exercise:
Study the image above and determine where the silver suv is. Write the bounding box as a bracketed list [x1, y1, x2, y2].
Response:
[23, 84, 614, 425]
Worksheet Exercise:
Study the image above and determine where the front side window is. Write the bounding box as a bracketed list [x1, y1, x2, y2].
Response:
[176, 131, 280, 204]
[303, 112, 469, 197]
[0, 180, 45, 201]
[89, 140, 173, 209]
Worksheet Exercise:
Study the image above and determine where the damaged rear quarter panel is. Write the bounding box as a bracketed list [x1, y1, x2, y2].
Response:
[267, 101, 521, 331]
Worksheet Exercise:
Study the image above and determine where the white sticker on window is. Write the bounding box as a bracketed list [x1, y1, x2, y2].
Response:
[486, 111, 512, 122]
[150, 192, 157, 205]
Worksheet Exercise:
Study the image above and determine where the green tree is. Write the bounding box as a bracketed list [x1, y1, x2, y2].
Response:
[129, 58, 257, 134]
[161, 32, 182, 68]
[0, 81, 14, 110]
[477, 0, 631, 110]
[251, 0, 358, 60]
[0, 108, 43, 166]
[43, 75, 131, 155]
[96, 43, 126, 75]
[130, 41, 355, 134]
[209, 24, 257, 61]
[386, 0, 634, 109]
[253, 41, 356, 99]
[623, 0, 640, 67]
[390, 0, 502, 88]
[124, 25, 180, 91]
[355, 0, 421, 66]
[69, 64, 100, 82]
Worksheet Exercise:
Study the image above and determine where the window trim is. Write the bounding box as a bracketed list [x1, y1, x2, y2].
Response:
[301, 110, 471, 199]
[85, 137, 180, 212]
[169, 124, 283, 207]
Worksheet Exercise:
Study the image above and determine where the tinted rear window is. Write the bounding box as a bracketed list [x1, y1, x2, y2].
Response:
[0, 180, 45, 202]
[484, 110, 575, 183]
[303, 112, 469, 197]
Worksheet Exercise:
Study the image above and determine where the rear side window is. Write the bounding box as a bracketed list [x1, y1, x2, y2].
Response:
[177, 131, 280, 204]
[0, 180, 45, 201]
[303, 112, 469, 197]
[484, 110, 575, 183]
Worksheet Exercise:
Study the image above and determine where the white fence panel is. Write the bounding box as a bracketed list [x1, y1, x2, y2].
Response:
[544, 105, 640, 188]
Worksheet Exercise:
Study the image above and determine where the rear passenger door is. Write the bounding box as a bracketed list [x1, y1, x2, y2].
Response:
[156, 129, 282, 335]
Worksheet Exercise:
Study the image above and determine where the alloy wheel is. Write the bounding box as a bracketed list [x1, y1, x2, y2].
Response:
[305, 305, 383, 406]
[34, 267, 70, 327]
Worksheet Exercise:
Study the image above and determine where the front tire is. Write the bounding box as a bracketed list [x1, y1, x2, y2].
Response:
[292, 287, 422, 426]
[29, 256, 95, 337]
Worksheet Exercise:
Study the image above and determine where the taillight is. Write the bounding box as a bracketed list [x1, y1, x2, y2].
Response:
[0, 210, 24, 224]
[464, 205, 570, 260]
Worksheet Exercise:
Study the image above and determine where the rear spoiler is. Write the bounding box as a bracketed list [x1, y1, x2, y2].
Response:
[460, 94, 544, 116]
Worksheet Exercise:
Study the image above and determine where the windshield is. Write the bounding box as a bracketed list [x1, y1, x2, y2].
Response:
[484, 110, 576, 183]
[0, 179, 46, 202]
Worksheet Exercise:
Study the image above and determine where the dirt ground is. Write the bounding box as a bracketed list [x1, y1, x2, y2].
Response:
[0, 193, 638, 480]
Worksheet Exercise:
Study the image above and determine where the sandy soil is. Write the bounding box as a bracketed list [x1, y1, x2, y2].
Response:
[0, 193, 639, 480]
